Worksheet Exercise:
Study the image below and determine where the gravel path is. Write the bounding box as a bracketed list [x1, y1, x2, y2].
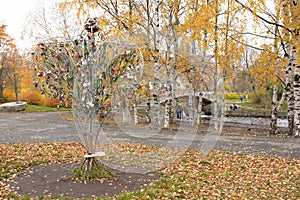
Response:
[0, 111, 299, 158]
[0, 111, 78, 143]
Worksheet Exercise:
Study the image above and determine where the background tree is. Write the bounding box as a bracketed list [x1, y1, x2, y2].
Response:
[0, 24, 17, 103]
[235, 0, 299, 136]
[51, 0, 300, 136]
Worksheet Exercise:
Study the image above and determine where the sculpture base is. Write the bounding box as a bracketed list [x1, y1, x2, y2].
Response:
[0, 102, 27, 112]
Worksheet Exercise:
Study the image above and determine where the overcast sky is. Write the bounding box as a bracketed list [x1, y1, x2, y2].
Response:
[0, 0, 60, 50]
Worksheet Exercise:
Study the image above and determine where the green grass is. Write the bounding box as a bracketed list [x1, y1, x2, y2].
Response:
[239, 101, 265, 109]
[24, 104, 70, 112]
[72, 163, 115, 183]
[0, 104, 70, 113]
[24, 104, 59, 112]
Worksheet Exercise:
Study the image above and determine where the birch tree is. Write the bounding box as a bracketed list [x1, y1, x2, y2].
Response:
[235, 0, 299, 136]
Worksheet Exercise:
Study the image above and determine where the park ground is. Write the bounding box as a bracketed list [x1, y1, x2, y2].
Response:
[0, 106, 299, 199]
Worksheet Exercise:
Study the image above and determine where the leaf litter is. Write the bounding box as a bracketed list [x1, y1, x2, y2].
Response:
[0, 142, 299, 199]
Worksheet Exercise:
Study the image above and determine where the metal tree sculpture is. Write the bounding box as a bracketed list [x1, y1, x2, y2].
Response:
[31, 18, 144, 171]
[31, 37, 79, 106]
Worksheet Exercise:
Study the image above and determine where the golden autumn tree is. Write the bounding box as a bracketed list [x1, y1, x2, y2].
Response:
[0, 24, 18, 103]
[235, 0, 300, 135]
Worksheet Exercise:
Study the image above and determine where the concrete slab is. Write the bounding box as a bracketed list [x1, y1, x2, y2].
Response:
[0, 102, 27, 112]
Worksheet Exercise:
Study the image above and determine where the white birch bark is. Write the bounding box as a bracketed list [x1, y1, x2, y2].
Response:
[133, 87, 138, 125]
[270, 86, 278, 134]
[270, 24, 280, 135]
[213, 0, 220, 131]
[153, 0, 161, 126]
[189, 40, 196, 125]
[146, 83, 151, 123]
[164, 49, 172, 128]
[171, 37, 178, 122]
[285, 53, 295, 135]
[292, 0, 300, 136]
[197, 30, 208, 124]
[292, 44, 300, 136]
[282, 0, 294, 135]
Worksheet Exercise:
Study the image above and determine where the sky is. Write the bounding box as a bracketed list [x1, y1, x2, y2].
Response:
[0, 0, 59, 51]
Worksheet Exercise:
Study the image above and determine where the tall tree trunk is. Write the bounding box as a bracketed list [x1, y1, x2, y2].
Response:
[282, 0, 294, 135]
[188, 0, 198, 126]
[14, 71, 19, 103]
[197, 30, 207, 124]
[213, 0, 219, 130]
[164, 46, 172, 128]
[292, 0, 300, 136]
[293, 43, 300, 136]
[196, 0, 211, 123]
[270, 86, 278, 134]
[153, 0, 161, 126]
[171, 42, 178, 122]
[270, 24, 280, 135]
[133, 87, 138, 125]
[189, 40, 196, 125]
[0, 68, 3, 103]
[171, 1, 180, 123]
[286, 57, 294, 135]
[145, 0, 151, 123]
[146, 83, 151, 123]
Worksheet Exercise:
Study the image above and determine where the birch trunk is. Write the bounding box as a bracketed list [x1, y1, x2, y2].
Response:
[213, 0, 219, 130]
[146, 83, 151, 123]
[171, 3, 179, 123]
[292, 0, 300, 136]
[133, 88, 138, 125]
[197, 30, 208, 124]
[270, 86, 278, 134]
[286, 58, 294, 135]
[0, 68, 3, 103]
[164, 49, 172, 128]
[282, 0, 294, 135]
[293, 43, 300, 136]
[171, 40, 178, 122]
[270, 24, 280, 135]
[189, 40, 196, 125]
[153, 0, 161, 126]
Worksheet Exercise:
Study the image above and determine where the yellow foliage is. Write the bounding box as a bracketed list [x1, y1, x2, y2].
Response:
[44, 98, 59, 108]
[19, 90, 44, 105]
[225, 93, 239, 100]
[3, 90, 16, 103]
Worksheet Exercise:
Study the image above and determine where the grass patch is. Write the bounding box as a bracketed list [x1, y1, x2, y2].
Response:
[24, 104, 70, 112]
[0, 104, 70, 113]
[72, 163, 115, 183]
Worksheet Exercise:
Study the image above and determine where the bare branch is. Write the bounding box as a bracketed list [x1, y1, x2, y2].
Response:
[235, 0, 291, 32]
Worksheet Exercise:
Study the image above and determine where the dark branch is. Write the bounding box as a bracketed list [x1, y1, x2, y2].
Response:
[234, 0, 291, 32]
[228, 35, 264, 51]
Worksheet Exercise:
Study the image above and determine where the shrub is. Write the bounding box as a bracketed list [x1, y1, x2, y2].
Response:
[247, 92, 253, 99]
[19, 90, 44, 105]
[225, 93, 239, 100]
[3, 89, 16, 102]
[251, 92, 272, 109]
[44, 97, 59, 108]
[72, 163, 115, 183]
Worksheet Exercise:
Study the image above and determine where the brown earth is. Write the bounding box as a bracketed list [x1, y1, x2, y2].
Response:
[7, 162, 158, 199]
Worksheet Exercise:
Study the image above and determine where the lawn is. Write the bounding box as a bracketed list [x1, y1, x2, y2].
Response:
[0, 142, 299, 199]
[0, 104, 70, 113]
[24, 104, 70, 112]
